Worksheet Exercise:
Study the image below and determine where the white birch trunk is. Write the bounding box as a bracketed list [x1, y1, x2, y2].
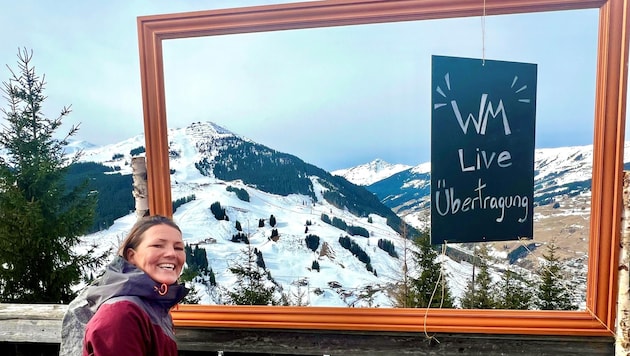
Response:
[616, 172, 630, 355]
[131, 156, 149, 220]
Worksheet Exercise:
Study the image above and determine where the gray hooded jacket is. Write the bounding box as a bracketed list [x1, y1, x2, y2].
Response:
[59, 256, 188, 356]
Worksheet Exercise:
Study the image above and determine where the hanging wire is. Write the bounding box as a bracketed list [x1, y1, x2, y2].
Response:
[421, 241, 450, 343]
[481, 0, 487, 65]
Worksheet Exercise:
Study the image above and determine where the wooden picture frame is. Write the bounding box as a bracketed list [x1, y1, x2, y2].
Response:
[137, 0, 628, 336]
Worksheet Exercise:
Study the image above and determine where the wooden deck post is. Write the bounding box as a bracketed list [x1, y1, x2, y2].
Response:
[131, 156, 149, 219]
[617, 172, 630, 355]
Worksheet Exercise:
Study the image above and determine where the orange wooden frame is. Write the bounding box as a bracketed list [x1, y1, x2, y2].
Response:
[137, 0, 628, 336]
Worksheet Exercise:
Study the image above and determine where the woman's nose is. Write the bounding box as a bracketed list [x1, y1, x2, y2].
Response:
[164, 245, 177, 256]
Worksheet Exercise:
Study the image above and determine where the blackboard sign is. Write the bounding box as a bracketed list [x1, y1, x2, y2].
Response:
[430, 55, 537, 245]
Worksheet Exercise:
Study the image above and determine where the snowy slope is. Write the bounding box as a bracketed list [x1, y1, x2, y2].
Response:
[76, 122, 448, 307]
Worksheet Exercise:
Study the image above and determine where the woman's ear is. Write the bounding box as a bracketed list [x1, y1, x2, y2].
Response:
[126, 248, 136, 264]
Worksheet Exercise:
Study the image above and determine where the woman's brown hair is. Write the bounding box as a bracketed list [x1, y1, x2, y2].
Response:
[118, 215, 181, 260]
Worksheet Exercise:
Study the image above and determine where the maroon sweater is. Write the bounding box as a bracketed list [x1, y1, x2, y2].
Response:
[83, 300, 178, 356]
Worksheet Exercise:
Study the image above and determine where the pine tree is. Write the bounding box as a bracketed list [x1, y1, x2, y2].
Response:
[227, 245, 278, 305]
[194, 245, 208, 272]
[535, 239, 577, 310]
[389, 226, 453, 308]
[0, 48, 107, 303]
[185, 244, 194, 269]
[208, 268, 217, 286]
[311, 260, 320, 272]
[460, 244, 497, 309]
[389, 224, 415, 308]
[181, 284, 201, 304]
[496, 267, 533, 310]
[409, 234, 454, 308]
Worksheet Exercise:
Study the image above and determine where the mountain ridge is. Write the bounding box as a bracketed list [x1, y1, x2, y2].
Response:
[332, 158, 412, 186]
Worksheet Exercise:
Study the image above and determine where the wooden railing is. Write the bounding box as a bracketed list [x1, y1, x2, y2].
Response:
[0, 303, 615, 355]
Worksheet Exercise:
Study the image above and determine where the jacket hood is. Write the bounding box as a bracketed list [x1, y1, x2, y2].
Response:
[60, 256, 188, 356]
[85, 256, 188, 310]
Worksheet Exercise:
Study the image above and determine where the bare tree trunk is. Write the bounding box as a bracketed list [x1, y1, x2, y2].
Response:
[132, 157, 149, 220]
[616, 172, 630, 355]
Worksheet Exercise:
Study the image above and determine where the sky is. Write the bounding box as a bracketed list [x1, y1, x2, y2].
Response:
[0, 1, 605, 171]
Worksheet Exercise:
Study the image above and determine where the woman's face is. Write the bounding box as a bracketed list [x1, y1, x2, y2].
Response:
[127, 224, 185, 285]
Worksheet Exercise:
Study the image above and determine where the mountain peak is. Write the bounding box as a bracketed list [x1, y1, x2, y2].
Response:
[58, 138, 98, 156]
[184, 121, 236, 138]
[333, 159, 412, 186]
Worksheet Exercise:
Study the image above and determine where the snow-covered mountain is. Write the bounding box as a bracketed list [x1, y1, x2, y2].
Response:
[22, 120, 603, 309]
[75, 122, 430, 307]
[340, 142, 626, 308]
[357, 143, 630, 222]
[332, 159, 411, 186]
[63, 138, 98, 155]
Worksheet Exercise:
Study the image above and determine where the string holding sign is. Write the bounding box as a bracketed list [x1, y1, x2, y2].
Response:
[481, 0, 486, 65]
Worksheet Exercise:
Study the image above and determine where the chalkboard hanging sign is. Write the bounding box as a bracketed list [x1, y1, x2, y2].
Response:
[430, 55, 537, 245]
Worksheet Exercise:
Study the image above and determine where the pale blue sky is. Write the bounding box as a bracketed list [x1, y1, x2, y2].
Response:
[0, 1, 604, 171]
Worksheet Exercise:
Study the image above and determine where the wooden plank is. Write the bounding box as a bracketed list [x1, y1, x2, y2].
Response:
[0, 304, 615, 355]
[174, 328, 614, 355]
[0, 304, 66, 344]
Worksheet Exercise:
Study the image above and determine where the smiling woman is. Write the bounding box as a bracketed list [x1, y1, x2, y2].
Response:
[137, 0, 628, 341]
[60, 215, 188, 356]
